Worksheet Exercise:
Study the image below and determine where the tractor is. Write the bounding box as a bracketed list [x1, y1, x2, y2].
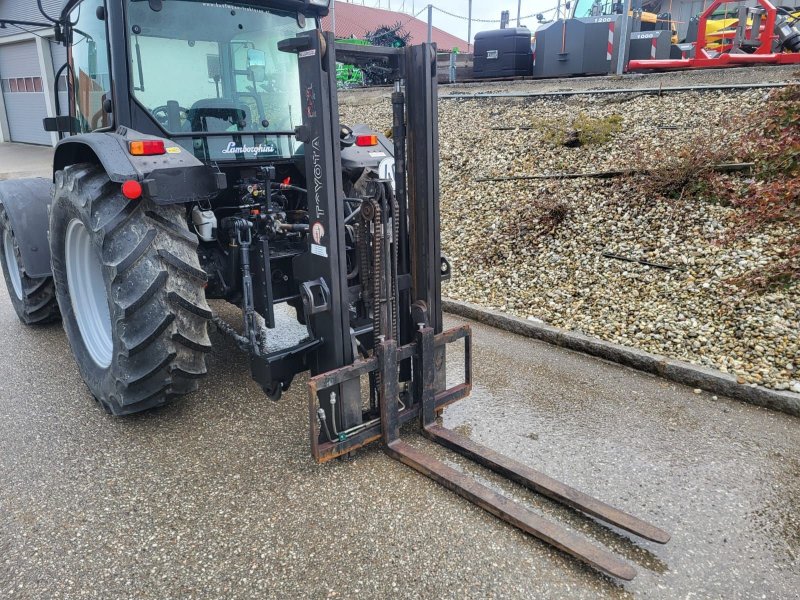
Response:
[0, 0, 669, 580]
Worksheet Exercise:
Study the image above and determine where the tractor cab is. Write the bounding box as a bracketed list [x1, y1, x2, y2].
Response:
[124, 0, 316, 161]
[55, 0, 328, 162]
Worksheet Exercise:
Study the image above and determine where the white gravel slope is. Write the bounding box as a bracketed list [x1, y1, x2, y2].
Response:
[340, 87, 799, 391]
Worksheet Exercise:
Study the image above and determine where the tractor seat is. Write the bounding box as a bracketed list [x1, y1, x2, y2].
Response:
[185, 98, 252, 133]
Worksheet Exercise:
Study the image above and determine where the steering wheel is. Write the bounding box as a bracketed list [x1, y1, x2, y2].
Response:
[151, 104, 188, 129]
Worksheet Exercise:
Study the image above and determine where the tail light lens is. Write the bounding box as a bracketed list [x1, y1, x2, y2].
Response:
[355, 135, 379, 147]
[129, 140, 166, 156]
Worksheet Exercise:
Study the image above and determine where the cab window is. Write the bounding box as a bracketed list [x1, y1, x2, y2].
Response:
[69, 0, 112, 132]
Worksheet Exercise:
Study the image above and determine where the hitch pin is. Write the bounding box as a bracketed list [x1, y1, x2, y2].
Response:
[330, 392, 339, 436]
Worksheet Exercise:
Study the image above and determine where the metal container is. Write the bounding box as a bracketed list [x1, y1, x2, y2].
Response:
[473, 27, 533, 78]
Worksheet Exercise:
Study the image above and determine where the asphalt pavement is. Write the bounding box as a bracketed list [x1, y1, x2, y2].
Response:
[0, 143, 53, 180]
[0, 143, 798, 598]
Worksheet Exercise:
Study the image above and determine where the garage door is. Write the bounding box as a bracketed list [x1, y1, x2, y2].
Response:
[0, 41, 51, 145]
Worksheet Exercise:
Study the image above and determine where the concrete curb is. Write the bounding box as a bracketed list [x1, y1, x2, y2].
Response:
[443, 299, 800, 418]
[0, 172, 50, 181]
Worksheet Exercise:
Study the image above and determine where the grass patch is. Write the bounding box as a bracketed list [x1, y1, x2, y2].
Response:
[536, 113, 624, 147]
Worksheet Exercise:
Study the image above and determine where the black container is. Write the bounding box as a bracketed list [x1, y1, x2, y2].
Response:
[473, 28, 533, 79]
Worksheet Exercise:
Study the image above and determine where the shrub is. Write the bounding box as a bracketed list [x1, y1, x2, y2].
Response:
[639, 86, 799, 292]
[728, 86, 800, 291]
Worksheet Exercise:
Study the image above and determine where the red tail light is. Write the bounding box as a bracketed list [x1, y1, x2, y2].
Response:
[129, 140, 166, 156]
[355, 135, 379, 147]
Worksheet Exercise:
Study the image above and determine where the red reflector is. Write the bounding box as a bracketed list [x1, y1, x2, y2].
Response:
[121, 180, 143, 200]
[355, 134, 379, 147]
[283, 177, 291, 186]
[129, 140, 166, 156]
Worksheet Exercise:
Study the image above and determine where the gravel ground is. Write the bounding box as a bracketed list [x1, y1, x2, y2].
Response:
[340, 84, 800, 393]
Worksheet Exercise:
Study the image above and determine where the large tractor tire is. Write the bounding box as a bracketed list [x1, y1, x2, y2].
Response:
[0, 204, 60, 325]
[50, 164, 212, 415]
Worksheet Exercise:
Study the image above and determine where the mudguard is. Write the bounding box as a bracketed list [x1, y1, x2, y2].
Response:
[53, 127, 223, 205]
[0, 178, 54, 278]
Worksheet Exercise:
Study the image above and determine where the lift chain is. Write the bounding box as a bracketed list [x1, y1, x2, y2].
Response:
[389, 184, 400, 343]
[356, 220, 371, 312]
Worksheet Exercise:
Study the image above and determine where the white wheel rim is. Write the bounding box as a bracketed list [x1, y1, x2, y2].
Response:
[65, 219, 113, 368]
[3, 228, 23, 301]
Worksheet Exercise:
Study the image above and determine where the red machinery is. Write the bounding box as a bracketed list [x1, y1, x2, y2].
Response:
[628, 0, 800, 70]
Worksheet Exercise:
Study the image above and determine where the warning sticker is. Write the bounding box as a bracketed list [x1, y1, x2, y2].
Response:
[311, 221, 325, 245]
[165, 146, 182, 154]
[311, 243, 328, 258]
[299, 49, 317, 58]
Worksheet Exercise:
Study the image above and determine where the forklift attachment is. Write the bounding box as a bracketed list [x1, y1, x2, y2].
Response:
[384, 442, 638, 581]
[422, 424, 672, 545]
[288, 32, 669, 580]
[628, 0, 800, 71]
[309, 325, 669, 580]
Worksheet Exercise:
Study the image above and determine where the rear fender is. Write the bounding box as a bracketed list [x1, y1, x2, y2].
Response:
[53, 128, 223, 205]
[0, 178, 54, 278]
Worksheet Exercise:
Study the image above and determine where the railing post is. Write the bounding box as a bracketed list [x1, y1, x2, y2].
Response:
[616, 0, 633, 74]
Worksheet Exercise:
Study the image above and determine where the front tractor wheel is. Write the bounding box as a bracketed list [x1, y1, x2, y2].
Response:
[0, 204, 60, 325]
[50, 164, 212, 415]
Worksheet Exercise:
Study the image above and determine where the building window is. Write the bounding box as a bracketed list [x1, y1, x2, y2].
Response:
[1, 77, 43, 93]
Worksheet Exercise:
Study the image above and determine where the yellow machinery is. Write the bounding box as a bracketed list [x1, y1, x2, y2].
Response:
[569, 0, 678, 42]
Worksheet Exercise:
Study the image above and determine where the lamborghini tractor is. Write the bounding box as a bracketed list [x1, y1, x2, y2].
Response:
[0, 0, 669, 580]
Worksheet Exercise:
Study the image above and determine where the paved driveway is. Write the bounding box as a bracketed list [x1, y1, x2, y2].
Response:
[0, 143, 52, 180]
[0, 144, 798, 599]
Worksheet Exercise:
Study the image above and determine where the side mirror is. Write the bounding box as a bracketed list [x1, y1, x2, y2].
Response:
[207, 55, 221, 82]
[247, 49, 267, 69]
[247, 49, 267, 83]
[43, 116, 79, 134]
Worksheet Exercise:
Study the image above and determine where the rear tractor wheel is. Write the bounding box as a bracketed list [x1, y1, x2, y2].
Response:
[50, 164, 212, 415]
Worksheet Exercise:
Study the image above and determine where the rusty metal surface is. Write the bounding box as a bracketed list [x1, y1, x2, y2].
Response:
[385, 439, 638, 581]
[423, 424, 670, 544]
[432, 325, 473, 410]
[308, 326, 473, 462]
[364, 319, 660, 581]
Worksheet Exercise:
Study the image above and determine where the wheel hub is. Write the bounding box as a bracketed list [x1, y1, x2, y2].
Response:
[65, 219, 113, 368]
[3, 228, 23, 301]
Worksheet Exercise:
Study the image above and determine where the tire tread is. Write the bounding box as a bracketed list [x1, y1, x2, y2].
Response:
[50, 164, 211, 415]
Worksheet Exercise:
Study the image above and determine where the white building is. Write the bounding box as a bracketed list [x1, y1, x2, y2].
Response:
[0, 1, 70, 145]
